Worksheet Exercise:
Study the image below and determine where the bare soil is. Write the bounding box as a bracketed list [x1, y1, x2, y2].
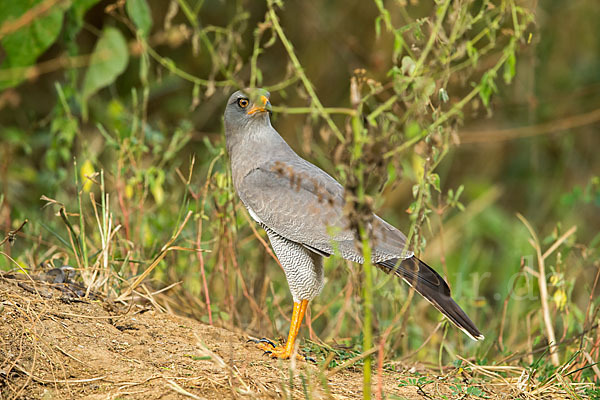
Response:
[0, 273, 568, 399]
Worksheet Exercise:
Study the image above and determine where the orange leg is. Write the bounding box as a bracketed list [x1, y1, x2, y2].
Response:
[255, 299, 308, 359]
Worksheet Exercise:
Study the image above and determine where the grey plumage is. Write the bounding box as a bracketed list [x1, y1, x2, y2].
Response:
[224, 88, 483, 342]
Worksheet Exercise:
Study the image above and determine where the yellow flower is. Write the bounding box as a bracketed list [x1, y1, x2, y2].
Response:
[553, 289, 567, 310]
[80, 160, 95, 192]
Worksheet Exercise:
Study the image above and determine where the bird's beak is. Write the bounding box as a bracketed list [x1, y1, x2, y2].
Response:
[247, 95, 272, 115]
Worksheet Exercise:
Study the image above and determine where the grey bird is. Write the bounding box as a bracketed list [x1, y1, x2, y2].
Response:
[224, 88, 483, 359]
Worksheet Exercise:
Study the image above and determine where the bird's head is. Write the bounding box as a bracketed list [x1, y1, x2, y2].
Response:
[224, 88, 272, 134]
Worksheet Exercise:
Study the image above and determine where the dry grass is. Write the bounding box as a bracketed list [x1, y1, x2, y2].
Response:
[0, 271, 595, 399]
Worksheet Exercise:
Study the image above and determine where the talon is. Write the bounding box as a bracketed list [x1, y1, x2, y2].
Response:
[248, 337, 277, 347]
[258, 338, 276, 347]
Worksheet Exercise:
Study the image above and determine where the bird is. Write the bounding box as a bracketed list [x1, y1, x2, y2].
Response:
[224, 88, 484, 359]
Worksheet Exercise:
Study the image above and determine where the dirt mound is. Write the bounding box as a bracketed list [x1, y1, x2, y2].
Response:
[3, 272, 584, 399]
[0, 273, 433, 399]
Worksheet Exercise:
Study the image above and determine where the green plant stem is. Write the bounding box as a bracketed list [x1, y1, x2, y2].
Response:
[264, 75, 300, 91]
[360, 225, 374, 399]
[267, 0, 344, 142]
[145, 45, 231, 87]
[373, 0, 393, 32]
[367, 95, 397, 125]
[271, 106, 356, 116]
[74, 159, 88, 269]
[412, 0, 451, 77]
[249, 23, 266, 88]
[175, 0, 240, 87]
[373, 0, 414, 59]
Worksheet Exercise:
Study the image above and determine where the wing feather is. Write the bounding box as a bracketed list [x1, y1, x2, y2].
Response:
[238, 159, 412, 262]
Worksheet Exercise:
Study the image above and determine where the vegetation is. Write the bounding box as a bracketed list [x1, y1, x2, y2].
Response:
[1, 0, 599, 398]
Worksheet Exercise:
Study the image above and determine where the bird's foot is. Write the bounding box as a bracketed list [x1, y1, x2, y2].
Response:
[248, 337, 305, 360]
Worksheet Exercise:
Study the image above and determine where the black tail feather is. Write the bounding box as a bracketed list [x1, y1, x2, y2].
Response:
[378, 256, 484, 341]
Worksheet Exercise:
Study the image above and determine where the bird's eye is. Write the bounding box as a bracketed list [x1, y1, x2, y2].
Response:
[237, 98, 249, 108]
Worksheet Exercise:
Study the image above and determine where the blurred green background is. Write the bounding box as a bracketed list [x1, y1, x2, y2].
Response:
[0, 0, 599, 377]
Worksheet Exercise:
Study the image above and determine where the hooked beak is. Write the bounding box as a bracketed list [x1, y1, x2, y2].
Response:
[247, 95, 272, 116]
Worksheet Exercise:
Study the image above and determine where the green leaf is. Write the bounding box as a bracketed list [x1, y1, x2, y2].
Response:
[148, 168, 165, 205]
[126, 0, 152, 37]
[0, 0, 67, 89]
[455, 184, 464, 199]
[478, 71, 497, 108]
[406, 201, 418, 215]
[401, 56, 416, 75]
[374, 15, 382, 38]
[466, 41, 478, 65]
[81, 27, 129, 119]
[386, 162, 397, 183]
[393, 34, 404, 60]
[429, 173, 441, 192]
[405, 121, 422, 139]
[422, 77, 436, 98]
[503, 49, 516, 84]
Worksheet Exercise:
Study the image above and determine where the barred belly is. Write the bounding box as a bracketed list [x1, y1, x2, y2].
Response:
[262, 226, 325, 302]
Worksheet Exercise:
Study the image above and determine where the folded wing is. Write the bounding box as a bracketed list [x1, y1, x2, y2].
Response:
[238, 159, 412, 263]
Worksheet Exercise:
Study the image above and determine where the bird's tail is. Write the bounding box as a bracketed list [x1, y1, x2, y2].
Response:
[377, 256, 484, 341]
